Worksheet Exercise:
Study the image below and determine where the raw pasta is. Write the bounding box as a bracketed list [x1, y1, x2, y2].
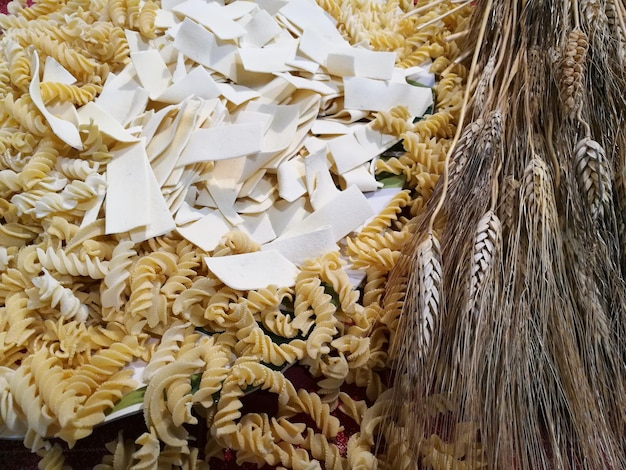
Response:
[0, 0, 474, 467]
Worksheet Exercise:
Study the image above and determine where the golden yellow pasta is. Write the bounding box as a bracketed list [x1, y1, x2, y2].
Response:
[0, 0, 473, 466]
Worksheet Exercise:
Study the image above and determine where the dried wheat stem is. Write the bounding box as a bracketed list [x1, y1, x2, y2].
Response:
[574, 138, 613, 222]
[402, 0, 447, 19]
[415, 1, 472, 31]
[428, 0, 494, 233]
[573, 0, 581, 27]
[560, 28, 588, 118]
[444, 30, 469, 43]
[545, 117, 561, 189]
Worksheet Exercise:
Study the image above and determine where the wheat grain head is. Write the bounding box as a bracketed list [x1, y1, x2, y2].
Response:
[522, 156, 559, 234]
[467, 210, 501, 317]
[574, 137, 613, 223]
[559, 28, 588, 118]
[408, 232, 442, 363]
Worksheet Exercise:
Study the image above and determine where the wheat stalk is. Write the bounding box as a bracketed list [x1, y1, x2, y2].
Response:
[574, 137, 613, 223]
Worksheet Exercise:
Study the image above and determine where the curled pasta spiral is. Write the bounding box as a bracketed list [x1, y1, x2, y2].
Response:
[100, 240, 136, 310]
[28, 268, 88, 322]
[138, 1, 158, 38]
[39, 82, 101, 106]
[212, 361, 300, 440]
[126, 251, 177, 329]
[36, 247, 109, 279]
[193, 337, 230, 408]
[144, 345, 204, 446]
[131, 428, 160, 470]
[14, 29, 108, 84]
[6, 39, 30, 92]
[1, 93, 49, 136]
[234, 304, 306, 367]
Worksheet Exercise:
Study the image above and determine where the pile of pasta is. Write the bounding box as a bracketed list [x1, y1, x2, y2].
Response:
[0, 0, 472, 468]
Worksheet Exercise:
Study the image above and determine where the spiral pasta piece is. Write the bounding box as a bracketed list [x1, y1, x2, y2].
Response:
[36, 247, 109, 279]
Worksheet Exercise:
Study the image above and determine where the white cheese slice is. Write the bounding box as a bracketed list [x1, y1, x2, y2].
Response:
[174, 17, 239, 76]
[125, 30, 151, 54]
[77, 102, 139, 142]
[277, 157, 306, 202]
[262, 226, 337, 266]
[343, 77, 433, 116]
[233, 195, 275, 214]
[217, 82, 260, 106]
[177, 122, 264, 165]
[327, 133, 374, 175]
[42, 56, 76, 85]
[273, 72, 338, 95]
[195, 188, 217, 208]
[305, 149, 339, 210]
[105, 140, 152, 234]
[241, 8, 281, 47]
[278, 0, 343, 41]
[245, 175, 275, 203]
[340, 163, 381, 192]
[207, 174, 244, 226]
[29, 52, 82, 149]
[354, 124, 399, 154]
[284, 57, 320, 74]
[281, 185, 375, 241]
[223, 0, 258, 19]
[175, 201, 212, 225]
[311, 119, 352, 135]
[255, 0, 288, 15]
[96, 66, 150, 126]
[326, 48, 396, 80]
[81, 183, 106, 228]
[238, 41, 297, 73]
[151, 100, 200, 185]
[155, 8, 178, 29]
[266, 197, 310, 237]
[204, 250, 299, 290]
[47, 101, 80, 126]
[240, 213, 276, 244]
[173, 0, 247, 40]
[177, 210, 232, 251]
[157, 66, 221, 103]
[162, 0, 187, 11]
[129, 159, 177, 243]
[131, 50, 172, 100]
[244, 102, 299, 152]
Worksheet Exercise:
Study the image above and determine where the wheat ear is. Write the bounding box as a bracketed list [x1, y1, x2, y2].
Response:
[467, 210, 501, 316]
[560, 28, 588, 118]
[574, 137, 613, 223]
[471, 55, 496, 115]
[522, 156, 559, 232]
[410, 232, 442, 361]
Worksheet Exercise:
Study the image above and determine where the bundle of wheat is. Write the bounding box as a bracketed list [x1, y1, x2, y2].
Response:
[382, 0, 626, 468]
